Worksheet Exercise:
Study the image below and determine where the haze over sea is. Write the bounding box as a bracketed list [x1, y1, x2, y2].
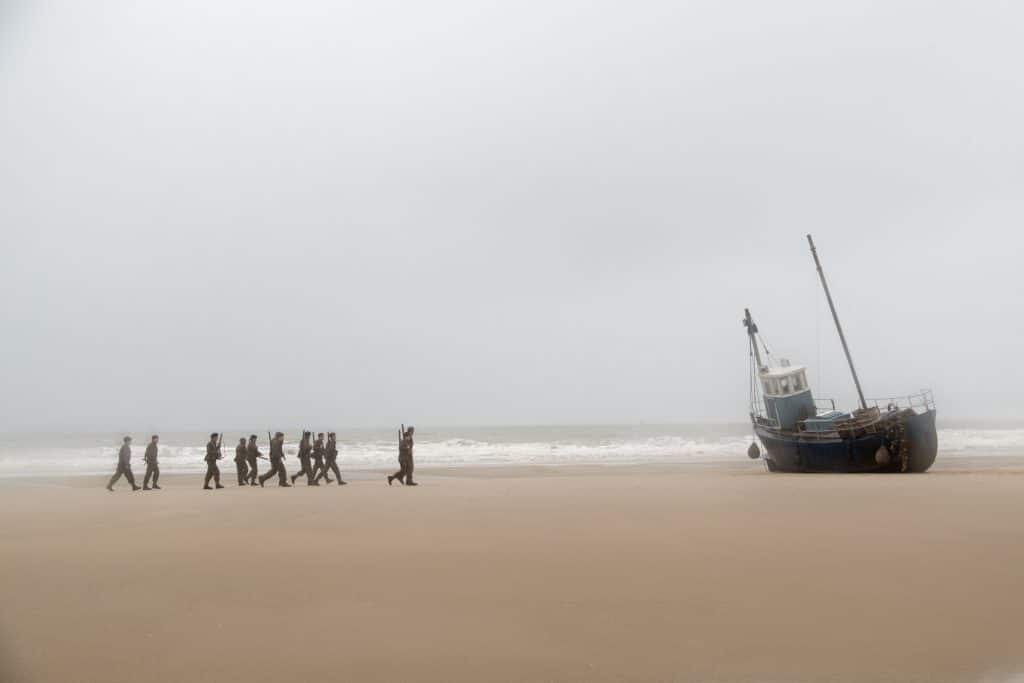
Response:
[2, 421, 1022, 478]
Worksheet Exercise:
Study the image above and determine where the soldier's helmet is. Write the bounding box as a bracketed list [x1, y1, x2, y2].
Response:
[249, 434, 257, 440]
[317, 432, 324, 438]
[210, 432, 219, 439]
[151, 435, 158, 441]
[124, 436, 132, 442]
[407, 426, 415, 434]
[275, 431, 284, 438]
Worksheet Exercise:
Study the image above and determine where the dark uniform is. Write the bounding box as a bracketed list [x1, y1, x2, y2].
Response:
[388, 426, 417, 486]
[310, 433, 327, 482]
[290, 432, 317, 486]
[315, 432, 346, 485]
[258, 432, 290, 487]
[142, 436, 160, 490]
[107, 437, 140, 491]
[203, 434, 224, 489]
[234, 438, 248, 486]
[245, 435, 261, 486]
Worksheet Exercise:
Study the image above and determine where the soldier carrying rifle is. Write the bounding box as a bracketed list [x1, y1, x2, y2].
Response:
[388, 425, 417, 486]
[290, 430, 318, 486]
[245, 434, 264, 486]
[259, 431, 290, 487]
[203, 432, 225, 490]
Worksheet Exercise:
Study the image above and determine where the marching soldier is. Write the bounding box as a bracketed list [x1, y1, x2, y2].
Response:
[142, 435, 161, 490]
[245, 434, 261, 486]
[259, 431, 291, 487]
[234, 437, 248, 486]
[107, 435, 141, 491]
[203, 432, 225, 490]
[310, 432, 327, 482]
[290, 431, 317, 486]
[315, 432, 346, 485]
[388, 425, 417, 486]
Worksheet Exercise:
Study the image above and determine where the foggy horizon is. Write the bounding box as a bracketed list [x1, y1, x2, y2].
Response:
[3, 1, 1022, 431]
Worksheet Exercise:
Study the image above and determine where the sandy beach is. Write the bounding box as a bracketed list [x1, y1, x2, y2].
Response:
[2, 462, 1023, 682]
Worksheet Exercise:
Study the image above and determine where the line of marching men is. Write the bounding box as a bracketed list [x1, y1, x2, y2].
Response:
[106, 426, 417, 491]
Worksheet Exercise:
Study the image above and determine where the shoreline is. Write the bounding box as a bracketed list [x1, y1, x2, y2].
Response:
[3, 452, 1024, 487]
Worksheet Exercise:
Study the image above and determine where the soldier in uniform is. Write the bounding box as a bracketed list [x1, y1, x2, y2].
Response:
[310, 432, 327, 482]
[234, 437, 249, 486]
[315, 431, 346, 485]
[203, 432, 225, 490]
[259, 432, 291, 487]
[142, 435, 161, 490]
[388, 425, 417, 486]
[107, 435, 141, 491]
[245, 434, 261, 486]
[290, 431, 318, 486]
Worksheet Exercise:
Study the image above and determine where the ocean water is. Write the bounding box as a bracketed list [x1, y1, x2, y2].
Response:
[1, 422, 1023, 478]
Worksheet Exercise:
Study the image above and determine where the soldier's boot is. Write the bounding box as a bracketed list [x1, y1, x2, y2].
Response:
[152, 484, 161, 490]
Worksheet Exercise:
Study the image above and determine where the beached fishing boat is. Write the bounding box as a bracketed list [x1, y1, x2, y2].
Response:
[744, 236, 938, 473]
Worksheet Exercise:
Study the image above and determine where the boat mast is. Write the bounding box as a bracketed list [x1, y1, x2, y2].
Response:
[807, 234, 867, 411]
[743, 308, 765, 371]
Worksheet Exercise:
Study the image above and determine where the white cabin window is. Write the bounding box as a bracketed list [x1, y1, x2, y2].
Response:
[780, 377, 791, 394]
[793, 372, 805, 392]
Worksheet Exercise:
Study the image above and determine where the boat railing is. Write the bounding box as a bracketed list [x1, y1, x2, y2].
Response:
[865, 390, 935, 415]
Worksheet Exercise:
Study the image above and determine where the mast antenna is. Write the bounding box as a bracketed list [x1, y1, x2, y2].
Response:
[807, 235, 867, 410]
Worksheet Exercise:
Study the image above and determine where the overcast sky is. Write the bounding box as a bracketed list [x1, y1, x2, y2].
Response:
[1, 1, 1022, 430]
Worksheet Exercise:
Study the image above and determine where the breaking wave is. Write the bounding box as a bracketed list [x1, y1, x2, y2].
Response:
[0, 426, 1021, 477]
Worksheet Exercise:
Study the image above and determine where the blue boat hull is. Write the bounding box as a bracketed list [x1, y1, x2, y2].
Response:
[754, 409, 937, 473]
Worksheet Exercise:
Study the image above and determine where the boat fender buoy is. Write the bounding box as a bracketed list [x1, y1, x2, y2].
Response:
[747, 442, 761, 460]
[875, 445, 891, 465]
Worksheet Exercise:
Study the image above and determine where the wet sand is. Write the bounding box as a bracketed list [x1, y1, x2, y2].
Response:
[2, 462, 1024, 682]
